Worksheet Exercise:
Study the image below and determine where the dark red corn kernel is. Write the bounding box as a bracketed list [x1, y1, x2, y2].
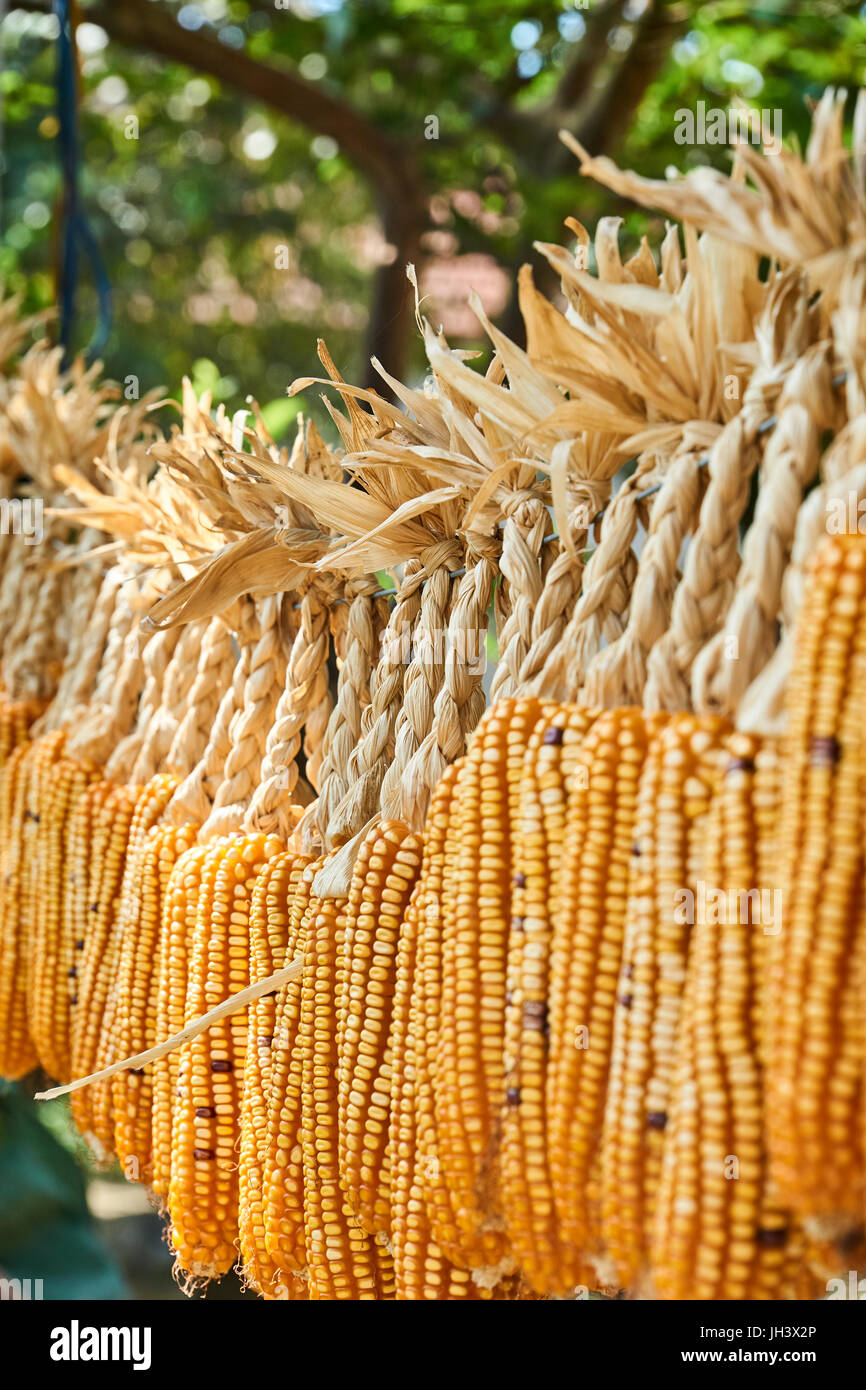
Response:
[193, 1148, 216, 1161]
[835, 1225, 864, 1255]
[809, 735, 841, 766]
[522, 1001, 547, 1032]
[755, 1227, 789, 1250]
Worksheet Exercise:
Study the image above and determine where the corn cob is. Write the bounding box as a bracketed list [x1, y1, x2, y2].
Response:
[151, 841, 209, 1201]
[0, 732, 66, 1079]
[74, 778, 174, 1156]
[651, 734, 799, 1299]
[389, 776, 524, 1300]
[765, 533, 866, 1229]
[169, 835, 277, 1281]
[28, 756, 99, 1081]
[263, 856, 316, 1295]
[546, 707, 662, 1293]
[499, 704, 598, 1291]
[432, 697, 545, 1276]
[0, 741, 39, 1078]
[0, 698, 42, 766]
[78, 777, 176, 1157]
[598, 713, 729, 1290]
[393, 764, 472, 1297]
[69, 782, 138, 1155]
[238, 847, 303, 1296]
[113, 821, 197, 1183]
[299, 876, 385, 1299]
[337, 820, 422, 1236]
[415, 762, 466, 1261]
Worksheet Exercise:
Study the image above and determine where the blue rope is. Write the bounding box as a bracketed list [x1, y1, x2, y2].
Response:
[54, 0, 112, 364]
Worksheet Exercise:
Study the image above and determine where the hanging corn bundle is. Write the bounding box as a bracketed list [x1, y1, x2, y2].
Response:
[3, 92, 866, 1304]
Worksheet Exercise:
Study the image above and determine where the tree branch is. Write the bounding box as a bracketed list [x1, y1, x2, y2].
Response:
[87, 1, 417, 208]
[558, 0, 687, 168]
[81, 0, 427, 383]
[553, 0, 626, 112]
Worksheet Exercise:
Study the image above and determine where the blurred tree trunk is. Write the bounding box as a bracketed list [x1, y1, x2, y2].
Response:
[88, 0, 427, 385]
[30, 0, 683, 383]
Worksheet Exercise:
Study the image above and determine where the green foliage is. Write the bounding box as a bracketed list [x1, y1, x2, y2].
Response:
[0, 1082, 127, 1298]
[2, 0, 865, 441]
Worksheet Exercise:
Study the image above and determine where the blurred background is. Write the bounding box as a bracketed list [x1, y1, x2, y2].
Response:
[3, 0, 866, 436]
[1, 0, 865, 1298]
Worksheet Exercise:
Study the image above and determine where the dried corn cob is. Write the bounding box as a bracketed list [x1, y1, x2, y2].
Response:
[336, 820, 422, 1236]
[765, 533, 866, 1230]
[393, 764, 471, 1297]
[80, 776, 177, 1157]
[0, 741, 39, 1078]
[168, 835, 277, 1281]
[238, 847, 304, 1296]
[299, 877, 385, 1299]
[598, 713, 729, 1290]
[388, 871, 533, 1300]
[0, 732, 66, 1079]
[28, 756, 99, 1081]
[651, 734, 799, 1299]
[432, 697, 545, 1276]
[414, 762, 465, 1261]
[151, 841, 209, 1201]
[499, 704, 598, 1291]
[69, 782, 138, 1156]
[113, 821, 197, 1183]
[546, 707, 662, 1293]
